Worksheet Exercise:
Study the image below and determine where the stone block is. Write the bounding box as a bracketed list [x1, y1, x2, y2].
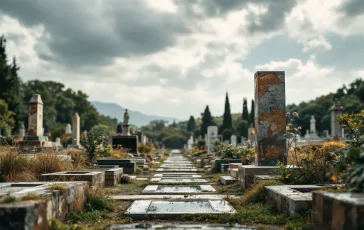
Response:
[229, 168, 239, 179]
[97, 159, 136, 174]
[213, 159, 242, 173]
[112, 135, 138, 154]
[40, 171, 105, 188]
[220, 176, 237, 185]
[238, 165, 279, 189]
[104, 168, 124, 186]
[229, 163, 242, 169]
[254, 71, 286, 166]
[221, 164, 229, 173]
[313, 192, 364, 230]
[265, 185, 330, 216]
[254, 175, 275, 185]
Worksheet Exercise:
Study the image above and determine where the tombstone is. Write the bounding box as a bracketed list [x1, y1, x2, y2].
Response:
[112, 109, 138, 155]
[65, 124, 72, 134]
[207, 126, 218, 154]
[323, 130, 330, 138]
[141, 135, 147, 145]
[20, 94, 52, 149]
[183, 144, 187, 149]
[330, 98, 344, 139]
[70, 113, 80, 148]
[224, 140, 229, 145]
[254, 71, 286, 166]
[19, 124, 25, 138]
[230, 135, 237, 147]
[56, 137, 61, 145]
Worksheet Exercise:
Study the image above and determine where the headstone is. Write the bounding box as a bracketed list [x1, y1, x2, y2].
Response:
[241, 136, 246, 145]
[207, 126, 218, 154]
[19, 124, 25, 138]
[71, 113, 80, 147]
[112, 109, 138, 154]
[56, 137, 61, 144]
[141, 135, 147, 145]
[310, 116, 316, 134]
[254, 71, 286, 166]
[27, 94, 43, 137]
[230, 135, 237, 147]
[65, 124, 72, 134]
[122, 109, 131, 136]
[330, 98, 344, 139]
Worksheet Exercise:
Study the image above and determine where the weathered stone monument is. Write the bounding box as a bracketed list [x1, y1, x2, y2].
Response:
[254, 71, 286, 165]
[19, 124, 25, 138]
[65, 123, 72, 134]
[230, 135, 237, 147]
[20, 94, 52, 149]
[330, 98, 344, 139]
[207, 126, 218, 154]
[70, 113, 80, 148]
[112, 109, 138, 155]
[238, 71, 287, 189]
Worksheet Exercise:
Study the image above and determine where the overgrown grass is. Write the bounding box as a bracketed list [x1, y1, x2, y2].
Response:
[47, 184, 68, 192]
[217, 182, 245, 195]
[242, 180, 284, 204]
[0, 196, 17, 204]
[21, 193, 42, 201]
[0, 148, 86, 182]
[115, 180, 149, 194]
[49, 219, 89, 230]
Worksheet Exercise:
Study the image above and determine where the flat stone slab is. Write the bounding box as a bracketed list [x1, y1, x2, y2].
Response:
[125, 200, 236, 219]
[150, 178, 207, 183]
[109, 223, 256, 229]
[220, 176, 238, 185]
[157, 168, 203, 172]
[136, 178, 149, 181]
[142, 185, 215, 194]
[112, 194, 241, 200]
[40, 171, 105, 188]
[265, 185, 334, 216]
[153, 173, 201, 178]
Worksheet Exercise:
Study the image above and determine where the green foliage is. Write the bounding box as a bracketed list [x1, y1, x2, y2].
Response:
[221, 93, 233, 131]
[136, 167, 143, 174]
[90, 124, 114, 143]
[221, 128, 233, 141]
[242, 180, 284, 204]
[249, 99, 255, 127]
[235, 119, 248, 139]
[0, 99, 15, 134]
[120, 175, 131, 184]
[214, 141, 254, 163]
[49, 219, 88, 230]
[0, 122, 12, 137]
[186, 115, 196, 132]
[80, 131, 104, 163]
[287, 78, 364, 134]
[1, 196, 17, 204]
[242, 98, 249, 121]
[200, 105, 215, 138]
[21, 193, 42, 201]
[337, 111, 364, 192]
[196, 138, 206, 149]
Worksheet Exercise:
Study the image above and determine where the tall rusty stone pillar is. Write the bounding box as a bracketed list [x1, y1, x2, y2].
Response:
[254, 71, 286, 166]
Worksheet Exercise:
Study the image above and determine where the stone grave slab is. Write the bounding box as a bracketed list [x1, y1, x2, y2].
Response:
[153, 173, 201, 178]
[142, 185, 215, 194]
[0, 181, 88, 223]
[265, 185, 334, 216]
[150, 178, 207, 183]
[313, 191, 364, 230]
[40, 171, 105, 188]
[157, 168, 202, 172]
[97, 159, 136, 173]
[109, 223, 256, 229]
[125, 200, 236, 219]
[220, 176, 238, 185]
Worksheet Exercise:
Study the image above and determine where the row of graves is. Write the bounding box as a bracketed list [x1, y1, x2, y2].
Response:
[188, 72, 363, 230]
[0, 95, 164, 229]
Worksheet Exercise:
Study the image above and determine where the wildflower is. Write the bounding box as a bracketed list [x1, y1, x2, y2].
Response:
[331, 175, 338, 182]
[298, 126, 302, 130]
[293, 112, 299, 117]
[286, 112, 291, 117]
[285, 174, 291, 179]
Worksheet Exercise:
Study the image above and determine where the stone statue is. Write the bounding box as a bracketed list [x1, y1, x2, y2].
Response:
[123, 109, 130, 124]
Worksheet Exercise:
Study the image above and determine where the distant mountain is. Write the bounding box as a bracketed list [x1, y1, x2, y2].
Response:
[91, 101, 178, 127]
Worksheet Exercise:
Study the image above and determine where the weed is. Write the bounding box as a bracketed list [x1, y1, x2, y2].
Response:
[21, 193, 42, 201]
[49, 219, 88, 230]
[47, 184, 67, 192]
[242, 180, 284, 204]
[1, 196, 17, 204]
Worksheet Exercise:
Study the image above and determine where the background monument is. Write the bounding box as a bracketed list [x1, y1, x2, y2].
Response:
[112, 109, 138, 155]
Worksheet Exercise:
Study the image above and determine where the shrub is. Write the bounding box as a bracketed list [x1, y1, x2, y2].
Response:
[242, 180, 284, 204]
[85, 189, 113, 212]
[120, 175, 131, 184]
[322, 141, 347, 153]
[0, 150, 29, 182]
[30, 153, 72, 175]
[80, 131, 104, 163]
[135, 167, 143, 174]
[49, 219, 88, 230]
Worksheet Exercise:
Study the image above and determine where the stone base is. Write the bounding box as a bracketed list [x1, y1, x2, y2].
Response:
[254, 175, 275, 185]
[112, 135, 138, 154]
[228, 168, 239, 179]
[213, 159, 242, 173]
[220, 176, 237, 185]
[265, 185, 330, 216]
[313, 192, 364, 230]
[97, 159, 136, 174]
[40, 171, 105, 188]
[238, 165, 299, 189]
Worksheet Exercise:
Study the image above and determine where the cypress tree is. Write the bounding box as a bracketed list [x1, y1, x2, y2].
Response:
[242, 98, 249, 121]
[200, 105, 215, 138]
[222, 92, 233, 131]
[249, 100, 255, 127]
[187, 115, 196, 132]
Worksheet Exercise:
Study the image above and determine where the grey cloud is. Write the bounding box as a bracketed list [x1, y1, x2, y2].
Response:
[339, 0, 364, 17]
[0, 0, 190, 68]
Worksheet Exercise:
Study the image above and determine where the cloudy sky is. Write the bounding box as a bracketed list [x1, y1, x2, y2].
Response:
[1, 0, 364, 120]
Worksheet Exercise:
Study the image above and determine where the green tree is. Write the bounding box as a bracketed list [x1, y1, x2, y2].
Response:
[242, 98, 249, 121]
[200, 105, 215, 138]
[186, 116, 196, 132]
[249, 100, 255, 127]
[235, 119, 248, 139]
[222, 92, 233, 131]
[90, 124, 114, 142]
[0, 99, 15, 130]
[221, 128, 233, 141]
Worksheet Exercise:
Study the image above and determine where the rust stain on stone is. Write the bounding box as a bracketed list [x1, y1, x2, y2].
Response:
[258, 109, 286, 138]
[265, 146, 281, 160]
[256, 73, 283, 98]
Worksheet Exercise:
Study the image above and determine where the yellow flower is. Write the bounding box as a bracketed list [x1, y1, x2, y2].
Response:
[331, 175, 338, 182]
[285, 174, 291, 179]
